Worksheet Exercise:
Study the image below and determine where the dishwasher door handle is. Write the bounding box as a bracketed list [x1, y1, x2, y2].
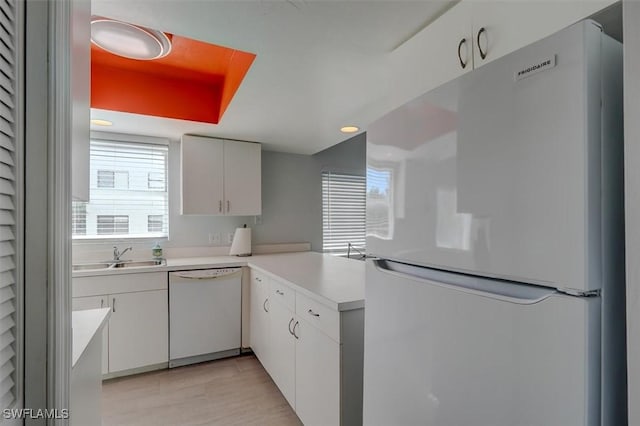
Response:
[172, 270, 241, 280]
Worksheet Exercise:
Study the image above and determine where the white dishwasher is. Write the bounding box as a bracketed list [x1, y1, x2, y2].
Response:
[169, 268, 242, 368]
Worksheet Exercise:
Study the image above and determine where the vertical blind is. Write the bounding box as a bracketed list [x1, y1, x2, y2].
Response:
[322, 171, 366, 255]
[72, 139, 168, 238]
[0, 0, 17, 411]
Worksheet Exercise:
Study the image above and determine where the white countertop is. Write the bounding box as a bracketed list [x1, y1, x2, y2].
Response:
[248, 252, 365, 311]
[72, 308, 111, 367]
[74, 251, 365, 311]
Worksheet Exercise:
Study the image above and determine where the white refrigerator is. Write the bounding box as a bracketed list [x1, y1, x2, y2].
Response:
[363, 20, 625, 426]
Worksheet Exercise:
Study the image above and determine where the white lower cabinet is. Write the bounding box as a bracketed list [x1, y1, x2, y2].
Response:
[249, 268, 364, 425]
[72, 295, 109, 374]
[269, 297, 297, 408]
[249, 269, 271, 373]
[108, 289, 168, 373]
[295, 317, 340, 426]
[72, 272, 169, 377]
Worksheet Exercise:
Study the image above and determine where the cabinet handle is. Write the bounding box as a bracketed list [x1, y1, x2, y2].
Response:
[307, 309, 320, 318]
[112, 297, 116, 313]
[293, 321, 299, 339]
[219, 200, 222, 213]
[477, 27, 487, 60]
[276, 290, 284, 296]
[288, 318, 295, 335]
[227, 200, 230, 213]
[457, 38, 468, 69]
[263, 298, 269, 313]
[101, 298, 104, 308]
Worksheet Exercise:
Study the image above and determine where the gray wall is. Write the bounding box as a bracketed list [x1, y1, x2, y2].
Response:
[624, 2, 639, 424]
[252, 151, 319, 246]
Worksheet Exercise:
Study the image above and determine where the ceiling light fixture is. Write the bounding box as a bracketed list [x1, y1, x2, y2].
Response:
[340, 125, 360, 134]
[91, 17, 172, 60]
[90, 119, 113, 126]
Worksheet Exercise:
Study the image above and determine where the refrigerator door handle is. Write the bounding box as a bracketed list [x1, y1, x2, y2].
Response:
[372, 259, 559, 305]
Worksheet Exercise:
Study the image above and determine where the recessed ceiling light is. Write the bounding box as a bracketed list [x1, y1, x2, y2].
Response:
[340, 126, 359, 134]
[91, 17, 172, 60]
[91, 119, 113, 126]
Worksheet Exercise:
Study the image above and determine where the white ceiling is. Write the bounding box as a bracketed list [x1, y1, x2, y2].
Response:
[90, 0, 455, 154]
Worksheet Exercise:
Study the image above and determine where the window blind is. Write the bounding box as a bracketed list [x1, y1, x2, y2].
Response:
[72, 139, 168, 238]
[322, 172, 366, 256]
[0, 0, 18, 411]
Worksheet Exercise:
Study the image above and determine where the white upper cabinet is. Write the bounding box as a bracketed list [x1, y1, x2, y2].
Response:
[471, 0, 617, 68]
[388, 0, 617, 110]
[181, 135, 261, 216]
[223, 139, 262, 216]
[389, 1, 472, 110]
[181, 135, 225, 215]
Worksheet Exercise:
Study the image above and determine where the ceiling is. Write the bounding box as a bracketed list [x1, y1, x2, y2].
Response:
[90, 0, 455, 154]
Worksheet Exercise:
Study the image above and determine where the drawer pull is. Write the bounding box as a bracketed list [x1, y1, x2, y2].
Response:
[293, 321, 299, 339]
[308, 309, 320, 318]
[276, 290, 284, 296]
[288, 318, 295, 335]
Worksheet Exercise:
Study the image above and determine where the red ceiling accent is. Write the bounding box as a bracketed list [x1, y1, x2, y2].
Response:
[91, 31, 256, 124]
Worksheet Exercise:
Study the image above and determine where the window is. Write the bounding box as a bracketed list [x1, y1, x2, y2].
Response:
[72, 202, 87, 235]
[322, 171, 366, 256]
[97, 215, 129, 235]
[97, 170, 129, 189]
[72, 138, 169, 239]
[147, 172, 165, 190]
[147, 215, 164, 233]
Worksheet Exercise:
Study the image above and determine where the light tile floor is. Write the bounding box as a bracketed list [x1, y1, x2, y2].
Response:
[102, 355, 302, 426]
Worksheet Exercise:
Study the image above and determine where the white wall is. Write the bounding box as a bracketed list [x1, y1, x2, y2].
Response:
[624, 1, 640, 424]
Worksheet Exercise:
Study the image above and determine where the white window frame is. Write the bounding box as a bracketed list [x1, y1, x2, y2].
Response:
[72, 132, 170, 242]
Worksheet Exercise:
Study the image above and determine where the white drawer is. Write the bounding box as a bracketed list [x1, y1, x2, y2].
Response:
[296, 292, 340, 343]
[73, 271, 168, 297]
[250, 268, 269, 288]
[270, 278, 295, 311]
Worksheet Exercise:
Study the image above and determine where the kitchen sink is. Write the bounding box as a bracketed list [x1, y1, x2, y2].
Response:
[72, 259, 165, 271]
[111, 259, 165, 268]
[72, 262, 113, 271]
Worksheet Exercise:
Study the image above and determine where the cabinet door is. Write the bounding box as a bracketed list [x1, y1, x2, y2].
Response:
[249, 270, 270, 371]
[471, 1, 615, 68]
[295, 318, 340, 426]
[389, 1, 472, 111]
[181, 135, 224, 215]
[268, 298, 296, 408]
[223, 140, 261, 216]
[72, 295, 109, 375]
[108, 290, 169, 373]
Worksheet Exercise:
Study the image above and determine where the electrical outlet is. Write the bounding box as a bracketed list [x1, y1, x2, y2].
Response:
[208, 232, 221, 245]
[227, 232, 235, 244]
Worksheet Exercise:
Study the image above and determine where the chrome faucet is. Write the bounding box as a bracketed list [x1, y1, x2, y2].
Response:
[113, 246, 133, 262]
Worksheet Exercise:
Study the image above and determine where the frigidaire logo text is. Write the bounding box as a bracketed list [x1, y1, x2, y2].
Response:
[514, 55, 556, 81]
[518, 60, 551, 77]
